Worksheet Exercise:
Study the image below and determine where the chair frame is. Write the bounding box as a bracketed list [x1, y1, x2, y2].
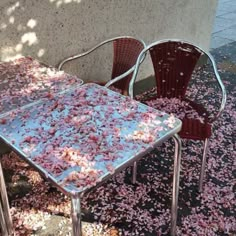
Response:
[129, 39, 227, 192]
[58, 36, 146, 91]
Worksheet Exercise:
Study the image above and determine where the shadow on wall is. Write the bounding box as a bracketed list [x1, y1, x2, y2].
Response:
[0, 0, 217, 82]
[0, 0, 147, 81]
[0, 0, 125, 81]
[0, 0, 88, 64]
[0, 0, 152, 63]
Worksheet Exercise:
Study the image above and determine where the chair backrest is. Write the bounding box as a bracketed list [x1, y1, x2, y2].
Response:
[149, 41, 202, 98]
[129, 39, 226, 122]
[111, 38, 145, 93]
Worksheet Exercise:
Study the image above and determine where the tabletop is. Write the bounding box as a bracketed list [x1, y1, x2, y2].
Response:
[0, 83, 181, 196]
[0, 56, 83, 114]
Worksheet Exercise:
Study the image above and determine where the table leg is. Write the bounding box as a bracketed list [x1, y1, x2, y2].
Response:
[131, 161, 137, 184]
[0, 161, 12, 235]
[170, 134, 182, 236]
[71, 196, 82, 236]
[0, 201, 8, 236]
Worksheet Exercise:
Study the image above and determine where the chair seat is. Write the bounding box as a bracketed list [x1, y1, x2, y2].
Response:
[179, 117, 211, 140]
[140, 96, 212, 140]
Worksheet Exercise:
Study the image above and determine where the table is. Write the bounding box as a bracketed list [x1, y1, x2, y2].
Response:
[0, 56, 83, 114]
[0, 82, 181, 235]
[0, 56, 83, 235]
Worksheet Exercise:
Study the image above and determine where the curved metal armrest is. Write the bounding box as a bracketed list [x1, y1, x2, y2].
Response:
[206, 52, 227, 123]
[58, 36, 145, 71]
[104, 52, 146, 89]
[58, 41, 109, 70]
[129, 47, 149, 98]
[184, 54, 226, 124]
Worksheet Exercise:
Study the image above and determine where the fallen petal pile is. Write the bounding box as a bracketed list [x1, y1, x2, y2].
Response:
[0, 56, 83, 113]
[0, 83, 180, 193]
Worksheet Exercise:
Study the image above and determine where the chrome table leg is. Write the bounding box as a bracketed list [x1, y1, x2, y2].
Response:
[0, 201, 8, 236]
[0, 161, 12, 235]
[132, 161, 137, 184]
[71, 196, 82, 236]
[170, 134, 182, 236]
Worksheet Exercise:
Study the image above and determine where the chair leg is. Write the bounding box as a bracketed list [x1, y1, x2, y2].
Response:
[132, 161, 137, 184]
[170, 134, 182, 236]
[199, 138, 209, 192]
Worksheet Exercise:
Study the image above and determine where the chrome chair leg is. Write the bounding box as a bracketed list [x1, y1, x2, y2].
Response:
[0, 162, 12, 236]
[199, 138, 209, 192]
[170, 134, 182, 236]
[71, 196, 82, 236]
[132, 161, 137, 184]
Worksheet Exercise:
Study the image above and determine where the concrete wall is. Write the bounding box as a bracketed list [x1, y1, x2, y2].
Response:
[0, 0, 218, 82]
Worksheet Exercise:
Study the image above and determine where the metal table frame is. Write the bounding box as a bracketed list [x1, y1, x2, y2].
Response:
[0, 84, 182, 236]
[70, 134, 181, 236]
[0, 162, 12, 236]
[0, 56, 83, 236]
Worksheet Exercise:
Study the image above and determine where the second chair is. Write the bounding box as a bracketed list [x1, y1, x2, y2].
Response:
[58, 36, 146, 95]
[128, 39, 226, 192]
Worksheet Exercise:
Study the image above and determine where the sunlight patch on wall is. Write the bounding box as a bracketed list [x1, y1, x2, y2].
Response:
[15, 44, 23, 52]
[49, 0, 81, 7]
[27, 19, 37, 29]
[21, 32, 38, 46]
[6, 2, 20, 16]
[49, 0, 81, 2]
[17, 24, 25, 31]
[0, 23, 7, 30]
[9, 16, 15, 24]
[56, 0, 63, 7]
[1, 46, 22, 61]
[37, 49, 45, 57]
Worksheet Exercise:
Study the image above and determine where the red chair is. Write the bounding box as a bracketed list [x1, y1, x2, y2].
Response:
[58, 36, 146, 95]
[129, 39, 226, 191]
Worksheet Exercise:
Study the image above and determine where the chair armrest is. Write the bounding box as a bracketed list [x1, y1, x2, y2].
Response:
[105, 67, 134, 88]
[105, 49, 146, 88]
[129, 47, 149, 98]
[57, 41, 108, 70]
[189, 61, 226, 123]
[206, 53, 227, 123]
[104, 52, 146, 89]
[57, 36, 145, 71]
